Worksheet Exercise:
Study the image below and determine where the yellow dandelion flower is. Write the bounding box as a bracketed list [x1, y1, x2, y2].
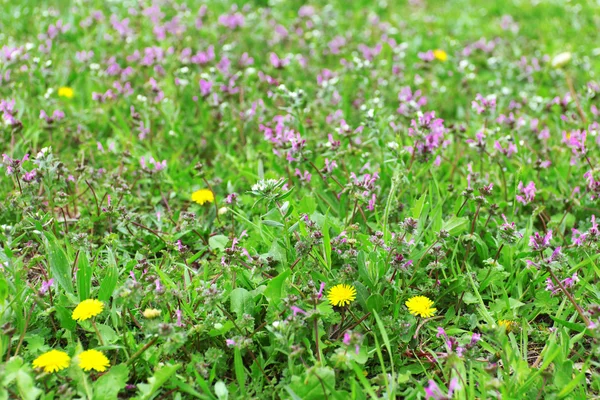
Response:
[142, 308, 161, 319]
[498, 319, 516, 332]
[192, 189, 215, 205]
[32, 350, 70, 373]
[433, 49, 448, 62]
[72, 299, 104, 322]
[78, 349, 110, 372]
[58, 86, 74, 99]
[327, 284, 356, 307]
[405, 295, 437, 318]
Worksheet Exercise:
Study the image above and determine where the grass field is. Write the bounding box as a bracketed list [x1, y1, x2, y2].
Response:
[1, 0, 600, 398]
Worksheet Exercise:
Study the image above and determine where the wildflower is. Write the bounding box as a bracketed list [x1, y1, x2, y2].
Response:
[472, 93, 496, 115]
[291, 306, 307, 316]
[468, 333, 481, 348]
[406, 296, 437, 318]
[433, 49, 448, 62]
[418, 50, 435, 62]
[192, 188, 215, 205]
[32, 350, 70, 373]
[498, 319, 515, 332]
[77, 349, 110, 372]
[58, 86, 74, 98]
[424, 378, 459, 400]
[142, 308, 162, 319]
[529, 230, 552, 251]
[175, 309, 184, 327]
[72, 299, 104, 321]
[39, 279, 54, 295]
[546, 273, 579, 296]
[317, 282, 325, 299]
[516, 181, 536, 205]
[327, 284, 357, 307]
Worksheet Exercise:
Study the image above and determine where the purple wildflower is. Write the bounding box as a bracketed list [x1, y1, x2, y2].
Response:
[516, 181, 536, 205]
[529, 230, 552, 251]
[39, 279, 54, 295]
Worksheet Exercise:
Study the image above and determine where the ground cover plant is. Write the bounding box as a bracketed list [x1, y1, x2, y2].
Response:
[1, 0, 600, 398]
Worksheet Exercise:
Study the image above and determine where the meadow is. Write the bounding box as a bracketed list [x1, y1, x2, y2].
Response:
[1, 0, 600, 398]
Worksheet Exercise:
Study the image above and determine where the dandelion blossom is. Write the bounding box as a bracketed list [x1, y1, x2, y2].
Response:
[78, 349, 110, 372]
[433, 49, 448, 62]
[32, 350, 70, 373]
[58, 87, 74, 99]
[72, 299, 104, 321]
[327, 284, 356, 307]
[405, 296, 436, 318]
[192, 189, 215, 205]
[498, 319, 515, 332]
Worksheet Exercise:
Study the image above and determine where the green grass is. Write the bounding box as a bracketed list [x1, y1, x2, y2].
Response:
[1, 0, 600, 398]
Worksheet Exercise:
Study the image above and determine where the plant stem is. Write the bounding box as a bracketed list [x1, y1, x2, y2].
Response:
[547, 268, 591, 326]
[92, 319, 105, 346]
[127, 336, 158, 366]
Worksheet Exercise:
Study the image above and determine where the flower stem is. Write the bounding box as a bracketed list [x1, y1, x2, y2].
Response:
[92, 319, 105, 346]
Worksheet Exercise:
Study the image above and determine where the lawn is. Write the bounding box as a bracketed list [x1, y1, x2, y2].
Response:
[1, 0, 600, 398]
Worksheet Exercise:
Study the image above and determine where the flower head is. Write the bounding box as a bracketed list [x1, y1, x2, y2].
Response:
[192, 188, 215, 205]
[498, 319, 516, 332]
[32, 350, 70, 373]
[406, 296, 437, 318]
[327, 284, 357, 307]
[78, 349, 110, 372]
[142, 308, 162, 319]
[72, 299, 104, 321]
[58, 86, 74, 98]
[433, 49, 448, 62]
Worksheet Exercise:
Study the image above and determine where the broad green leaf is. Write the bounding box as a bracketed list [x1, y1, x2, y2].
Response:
[93, 364, 129, 400]
[264, 269, 290, 305]
[76, 251, 92, 301]
[98, 251, 118, 302]
[209, 235, 229, 252]
[45, 234, 74, 294]
[230, 288, 254, 317]
[234, 348, 246, 395]
[136, 364, 180, 400]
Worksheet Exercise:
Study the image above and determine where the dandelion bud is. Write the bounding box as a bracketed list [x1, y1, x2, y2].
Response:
[551, 52, 571, 68]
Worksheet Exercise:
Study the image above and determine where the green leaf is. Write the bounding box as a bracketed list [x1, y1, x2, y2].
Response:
[45, 234, 74, 294]
[136, 364, 180, 400]
[412, 193, 427, 219]
[98, 251, 118, 302]
[366, 294, 384, 313]
[96, 324, 118, 344]
[76, 252, 92, 301]
[287, 367, 335, 400]
[267, 240, 287, 263]
[209, 235, 229, 251]
[93, 364, 129, 400]
[264, 269, 290, 305]
[230, 288, 254, 317]
[234, 348, 246, 395]
[55, 302, 77, 331]
[0, 274, 8, 303]
[550, 317, 586, 333]
[5, 358, 43, 400]
[442, 216, 469, 236]
[557, 363, 587, 398]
